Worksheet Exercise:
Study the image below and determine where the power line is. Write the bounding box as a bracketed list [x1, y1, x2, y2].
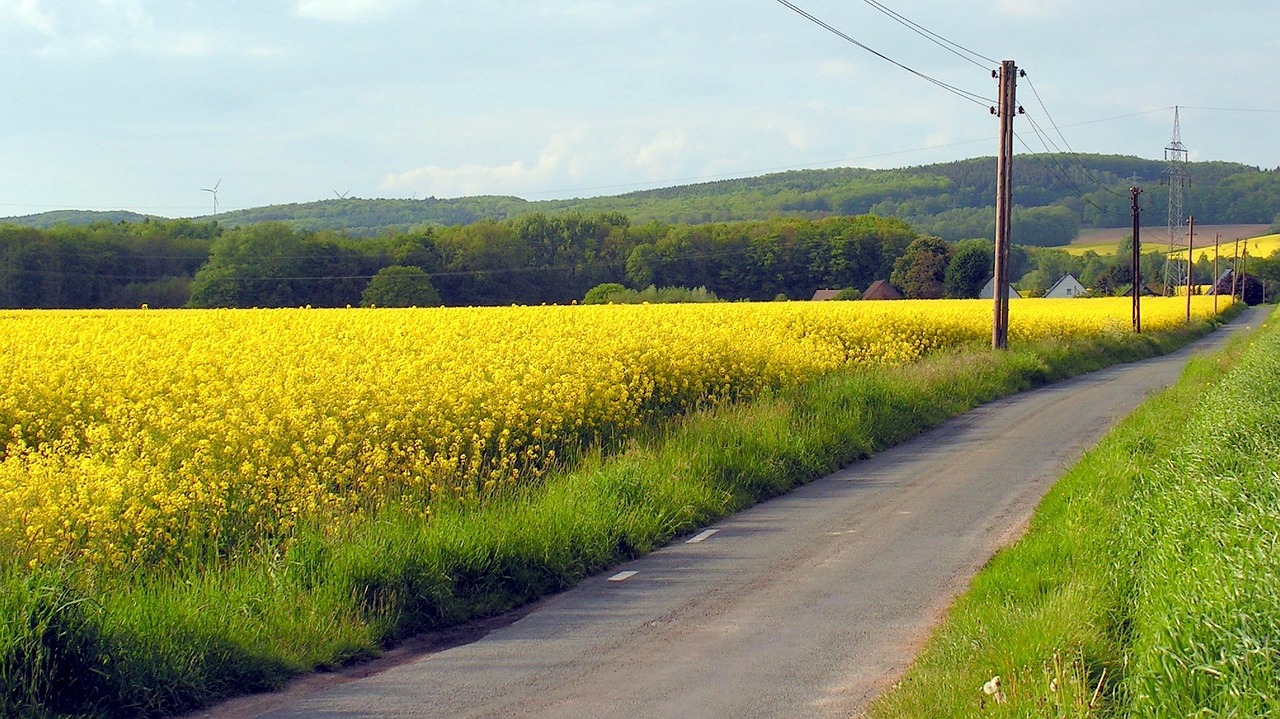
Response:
[772, 0, 993, 108]
[3, 243, 766, 285]
[1015, 73, 1140, 205]
[1022, 75, 1079, 161]
[0, 107, 1194, 217]
[1179, 106, 1280, 114]
[2, 108, 1184, 215]
[1015, 119, 1121, 218]
[1021, 115, 1126, 201]
[859, 0, 997, 70]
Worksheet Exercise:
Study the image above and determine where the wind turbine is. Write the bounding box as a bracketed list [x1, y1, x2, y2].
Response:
[333, 189, 350, 200]
[202, 179, 221, 215]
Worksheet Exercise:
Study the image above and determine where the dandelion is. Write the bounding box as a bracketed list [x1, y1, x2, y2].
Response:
[982, 675, 1007, 705]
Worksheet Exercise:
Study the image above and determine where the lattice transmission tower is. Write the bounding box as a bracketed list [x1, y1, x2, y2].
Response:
[1163, 106, 1191, 295]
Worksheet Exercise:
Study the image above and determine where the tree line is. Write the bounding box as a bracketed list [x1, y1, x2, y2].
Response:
[0, 213, 920, 308]
[183, 212, 923, 307]
[0, 220, 214, 308]
[3, 209, 1277, 310]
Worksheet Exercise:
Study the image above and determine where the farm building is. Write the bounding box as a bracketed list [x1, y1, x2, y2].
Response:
[1212, 269, 1265, 305]
[1117, 282, 1159, 297]
[1044, 274, 1086, 298]
[810, 289, 841, 301]
[1210, 269, 1233, 294]
[978, 277, 1022, 300]
[861, 280, 903, 300]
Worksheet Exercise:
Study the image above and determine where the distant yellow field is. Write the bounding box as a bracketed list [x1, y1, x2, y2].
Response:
[1062, 239, 1122, 256]
[1062, 226, 1278, 260]
[1171, 233, 1280, 264]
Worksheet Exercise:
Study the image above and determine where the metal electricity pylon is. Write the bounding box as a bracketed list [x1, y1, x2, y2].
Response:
[1162, 107, 1190, 295]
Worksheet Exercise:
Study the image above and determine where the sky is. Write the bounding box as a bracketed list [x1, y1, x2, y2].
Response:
[2, 0, 1278, 218]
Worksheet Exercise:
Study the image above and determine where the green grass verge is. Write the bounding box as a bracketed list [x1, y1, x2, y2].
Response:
[0, 313, 1237, 718]
[866, 306, 1278, 719]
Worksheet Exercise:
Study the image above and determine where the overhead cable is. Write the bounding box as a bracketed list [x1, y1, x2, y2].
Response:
[859, 0, 997, 69]
[773, 0, 994, 108]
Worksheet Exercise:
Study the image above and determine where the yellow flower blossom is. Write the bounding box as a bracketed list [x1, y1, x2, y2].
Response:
[0, 298, 1227, 571]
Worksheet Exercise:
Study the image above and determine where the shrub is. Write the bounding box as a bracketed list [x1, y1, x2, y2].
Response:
[361, 266, 441, 308]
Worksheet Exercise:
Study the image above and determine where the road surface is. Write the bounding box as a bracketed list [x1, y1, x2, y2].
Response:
[197, 306, 1269, 719]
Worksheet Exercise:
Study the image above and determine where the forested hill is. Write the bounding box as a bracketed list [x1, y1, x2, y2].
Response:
[4, 209, 157, 228]
[201, 154, 1280, 240]
[6, 154, 1278, 240]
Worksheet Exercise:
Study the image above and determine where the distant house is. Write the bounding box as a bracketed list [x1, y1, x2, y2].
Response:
[861, 280, 903, 300]
[1210, 269, 1234, 295]
[810, 289, 842, 301]
[1117, 282, 1157, 298]
[1212, 268, 1265, 305]
[1044, 273, 1086, 298]
[978, 277, 1023, 300]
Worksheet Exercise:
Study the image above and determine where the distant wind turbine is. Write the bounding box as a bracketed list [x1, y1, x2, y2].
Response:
[333, 189, 350, 199]
[202, 179, 221, 215]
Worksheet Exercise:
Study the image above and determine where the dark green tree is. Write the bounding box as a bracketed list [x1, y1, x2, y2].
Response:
[625, 243, 659, 288]
[943, 242, 992, 298]
[890, 236, 953, 299]
[360, 265, 442, 307]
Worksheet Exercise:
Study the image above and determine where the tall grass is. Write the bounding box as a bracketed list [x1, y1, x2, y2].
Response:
[1119, 317, 1280, 717]
[0, 316, 1231, 718]
[867, 307, 1277, 718]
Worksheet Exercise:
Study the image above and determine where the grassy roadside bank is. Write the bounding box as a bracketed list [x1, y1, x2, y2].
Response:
[866, 305, 1277, 719]
[1, 311, 1239, 718]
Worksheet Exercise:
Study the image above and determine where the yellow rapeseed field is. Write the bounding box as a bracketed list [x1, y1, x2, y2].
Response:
[0, 298, 1226, 571]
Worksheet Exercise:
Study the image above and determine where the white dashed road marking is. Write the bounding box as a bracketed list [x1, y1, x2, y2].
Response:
[685, 529, 719, 544]
[608, 571, 638, 583]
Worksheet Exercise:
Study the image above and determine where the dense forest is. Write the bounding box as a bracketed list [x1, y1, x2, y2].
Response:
[3, 153, 1279, 309]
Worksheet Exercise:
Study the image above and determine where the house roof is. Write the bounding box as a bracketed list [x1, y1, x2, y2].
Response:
[1044, 273, 1085, 298]
[810, 289, 842, 301]
[978, 277, 1023, 299]
[861, 279, 903, 300]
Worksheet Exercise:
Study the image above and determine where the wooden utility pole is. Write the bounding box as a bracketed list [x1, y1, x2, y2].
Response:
[1242, 238, 1250, 303]
[1130, 186, 1142, 333]
[1185, 215, 1195, 322]
[992, 60, 1020, 350]
[1232, 237, 1241, 300]
[1213, 233, 1220, 313]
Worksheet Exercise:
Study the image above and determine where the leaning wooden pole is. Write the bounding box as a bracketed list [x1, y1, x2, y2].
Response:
[992, 60, 1018, 350]
[1232, 237, 1241, 300]
[1242, 238, 1250, 303]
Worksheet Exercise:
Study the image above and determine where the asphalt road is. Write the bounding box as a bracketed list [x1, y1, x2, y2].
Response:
[201, 307, 1269, 719]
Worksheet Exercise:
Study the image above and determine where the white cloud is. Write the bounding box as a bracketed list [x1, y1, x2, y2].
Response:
[633, 129, 689, 178]
[96, 0, 153, 31]
[818, 58, 863, 80]
[381, 131, 584, 198]
[147, 31, 237, 58]
[294, 0, 407, 22]
[6, 0, 57, 34]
